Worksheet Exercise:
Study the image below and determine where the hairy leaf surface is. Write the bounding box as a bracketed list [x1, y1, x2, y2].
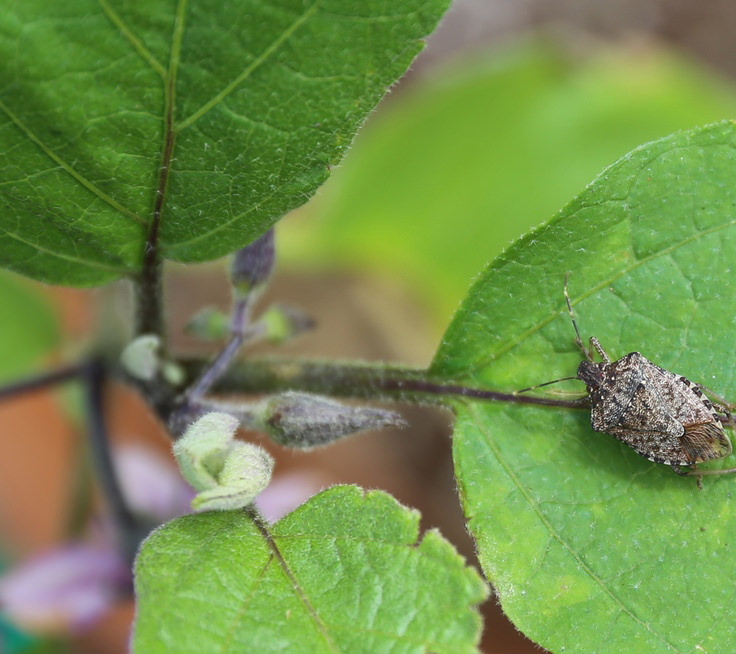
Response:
[433, 121, 736, 653]
[0, 0, 448, 285]
[133, 486, 487, 653]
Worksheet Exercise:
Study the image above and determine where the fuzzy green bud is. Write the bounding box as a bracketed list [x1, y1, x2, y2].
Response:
[260, 303, 315, 344]
[184, 307, 230, 342]
[120, 335, 161, 381]
[173, 412, 274, 511]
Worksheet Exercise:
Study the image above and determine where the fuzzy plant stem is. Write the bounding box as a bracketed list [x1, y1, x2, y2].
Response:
[179, 357, 590, 410]
[185, 297, 252, 402]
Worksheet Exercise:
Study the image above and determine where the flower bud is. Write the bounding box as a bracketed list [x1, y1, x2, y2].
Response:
[120, 334, 160, 381]
[173, 412, 274, 511]
[190, 441, 274, 512]
[230, 228, 275, 296]
[161, 360, 186, 387]
[184, 307, 230, 341]
[257, 392, 406, 449]
[260, 303, 315, 344]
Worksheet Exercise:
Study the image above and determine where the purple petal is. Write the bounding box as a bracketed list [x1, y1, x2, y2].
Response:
[115, 445, 195, 521]
[0, 546, 129, 632]
[254, 472, 323, 523]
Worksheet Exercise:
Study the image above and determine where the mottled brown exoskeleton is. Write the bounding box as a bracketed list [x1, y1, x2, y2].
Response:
[532, 276, 736, 481]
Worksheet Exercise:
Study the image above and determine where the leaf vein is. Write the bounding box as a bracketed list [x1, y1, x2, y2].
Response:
[220, 553, 274, 654]
[0, 228, 129, 274]
[175, 0, 322, 132]
[464, 402, 685, 654]
[98, 0, 166, 78]
[0, 98, 146, 227]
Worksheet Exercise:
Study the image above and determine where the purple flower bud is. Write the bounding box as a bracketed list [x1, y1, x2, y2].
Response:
[0, 546, 129, 633]
[230, 228, 275, 294]
[260, 392, 406, 449]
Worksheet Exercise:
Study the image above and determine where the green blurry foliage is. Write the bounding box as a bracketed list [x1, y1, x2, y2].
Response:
[0, 272, 58, 383]
[281, 42, 736, 327]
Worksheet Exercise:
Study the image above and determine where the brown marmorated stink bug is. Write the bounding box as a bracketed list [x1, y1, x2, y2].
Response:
[525, 275, 736, 482]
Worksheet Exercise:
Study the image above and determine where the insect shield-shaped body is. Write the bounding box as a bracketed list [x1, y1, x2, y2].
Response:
[576, 350, 731, 470]
[560, 278, 733, 479]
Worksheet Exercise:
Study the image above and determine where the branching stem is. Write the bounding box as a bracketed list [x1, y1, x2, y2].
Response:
[81, 359, 143, 566]
[179, 357, 589, 410]
[0, 359, 145, 567]
[0, 364, 86, 401]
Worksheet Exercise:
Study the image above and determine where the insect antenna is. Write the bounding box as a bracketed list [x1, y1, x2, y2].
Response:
[564, 272, 594, 363]
[515, 376, 579, 395]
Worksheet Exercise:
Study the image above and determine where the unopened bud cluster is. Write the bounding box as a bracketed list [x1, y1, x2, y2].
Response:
[185, 303, 314, 345]
[173, 412, 273, 511]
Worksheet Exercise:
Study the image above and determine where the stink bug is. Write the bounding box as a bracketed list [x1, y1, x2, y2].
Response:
[524, 276, 735, 480]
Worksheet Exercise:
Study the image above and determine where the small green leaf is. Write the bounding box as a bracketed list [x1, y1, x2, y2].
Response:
[0, 272, 58, 383]
[132, 485, 488, 653]
[432, 121, 736, 652]
[0, 0, 449, 285]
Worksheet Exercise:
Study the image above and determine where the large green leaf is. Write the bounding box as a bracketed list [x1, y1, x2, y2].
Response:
[132, 486, 488, 653]
[0, 0, 448, 286]
[432, 121, 736, 652]
[0, 273, 58, 383]
[279, 43, 736, 325]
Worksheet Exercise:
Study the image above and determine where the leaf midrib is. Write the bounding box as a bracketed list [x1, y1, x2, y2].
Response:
[255, 517, 339, 653]
[144, 0, 323, 265]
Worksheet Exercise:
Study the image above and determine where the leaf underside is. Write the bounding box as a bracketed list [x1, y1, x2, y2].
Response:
[132, 486, 488, 654]
[432, 120, 736, 653]
[0, 0, 449, 285]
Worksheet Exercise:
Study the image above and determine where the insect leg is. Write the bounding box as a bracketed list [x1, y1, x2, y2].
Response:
[671, 465, 704, 489]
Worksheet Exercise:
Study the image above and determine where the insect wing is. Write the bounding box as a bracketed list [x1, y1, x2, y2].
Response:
[588, 354, 643, 431]
[681, 421, 732, 463]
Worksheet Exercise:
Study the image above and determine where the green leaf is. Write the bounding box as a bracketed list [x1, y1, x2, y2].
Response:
[431, 120, 736, 653]
[0, 0, 449, 286]
[0, 272, 58, 383]
[132, 485, 487, 653]
[280, 43, 736, 325]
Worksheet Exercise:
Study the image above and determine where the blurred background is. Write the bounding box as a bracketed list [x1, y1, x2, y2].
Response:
[3, 1, 736, 652]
